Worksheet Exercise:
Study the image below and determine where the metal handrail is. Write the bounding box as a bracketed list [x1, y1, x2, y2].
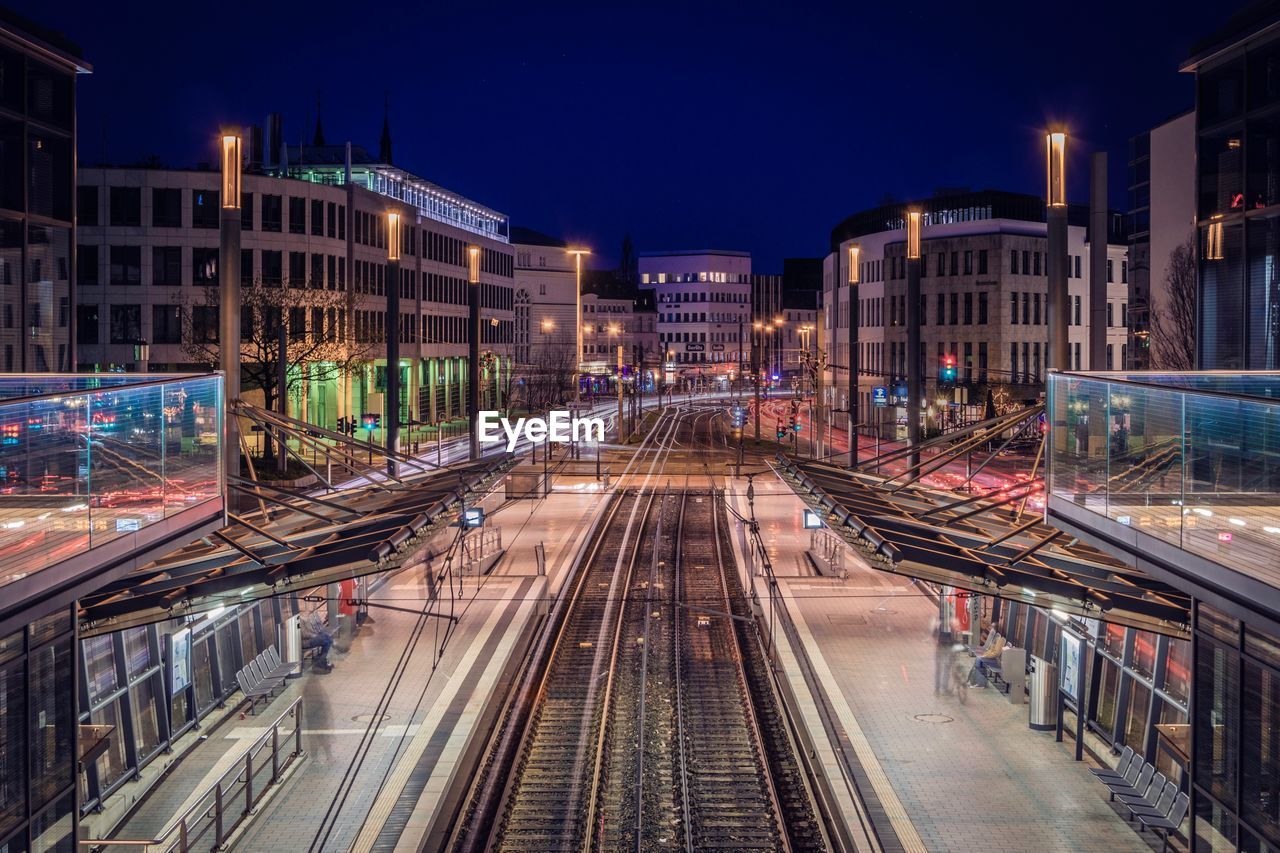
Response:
[80, 695, 304, 853]
[1051, 369, 1280, 408]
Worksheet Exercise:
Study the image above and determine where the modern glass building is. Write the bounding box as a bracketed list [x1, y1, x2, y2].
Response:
[1048, 370, 1280, 851]
[0, 9, 89, 375]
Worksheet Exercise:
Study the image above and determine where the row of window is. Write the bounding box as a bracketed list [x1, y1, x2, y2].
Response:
[657, 291, 745, 304]
[642, 271, 749, 284]
[659, 330, 740, 344]
[869, 248, 1126, 283]
[661, 312, 748, 324]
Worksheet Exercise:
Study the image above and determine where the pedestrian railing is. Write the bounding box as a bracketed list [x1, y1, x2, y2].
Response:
[80, 696, 304, 853]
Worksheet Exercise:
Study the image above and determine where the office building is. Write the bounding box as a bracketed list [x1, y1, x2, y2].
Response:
[76, 124, 514, 434]
[824, 190, 1130, 439]
[1127, 110, 1196, 369]
[640, 249, 752, 390]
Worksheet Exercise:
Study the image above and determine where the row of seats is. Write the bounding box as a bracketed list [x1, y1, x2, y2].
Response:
[968, 630, 1011, 692]
[235, 646, 294, 714]
[1090, 745, 1189, 852]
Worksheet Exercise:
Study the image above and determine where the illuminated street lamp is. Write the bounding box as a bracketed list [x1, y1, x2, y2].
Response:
[847, 243, 861, 467]
[1046, 128, 1068, 372]
[468, 243, 482, 460]
[386, 212, 402, 473]
[905, 209, 923, 467]
[219, 129, 242, 487]
[566, 247, 591, 407]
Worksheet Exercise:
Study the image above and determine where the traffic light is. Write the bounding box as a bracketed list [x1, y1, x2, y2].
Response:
[337, 416, 346, 434]
[776, 421, 786, 440]
[361, 413, 381, 431]
[941, 354, 957, 383]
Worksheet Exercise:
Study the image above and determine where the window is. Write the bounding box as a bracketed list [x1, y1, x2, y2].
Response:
[109, 187, 141, 226]
[262, 250, 282, 286]
[76, 305, 99, 344]
[949, 292, 958, 325]
[241, 192, 254, 230]
[1033, 252, 1041, 276]
[288, 251, 306, 287]
[1022, 250, 1029, 275]
[1121, 260, 1128, 283]
[192, 306, 218, 342]
[192, 189, 219, 228]
[76, 245, 98, 286]
[1022, 292, 1030, 325]
[151, 246, 181, 286]
[262, 195, 282, 232]
[109, 246, 141, 286]
[1011, 292, 1018, 324]
[963, 292, 973, 325]
[311, 199, 324, 236]
[311, 253, 324, 289]
[1107, 301, 1114, 328]
[1107, 259, 1114, 282]
[192, 247, 217, 285]
[1107, 343, 1114, 370]
[152, 305, 181, 344]
[950, 251, 958, 275]
[109, 304, 141, 343]
[963, 250, 973, 275]
[1075, 256, 1081, 278]
[1033, 293, 1041, 325]
[978, 249, 988, 275]
[152, 188, 181, 227]
[288, 196, 305, 234]
[77, 185, 98, 225]
[1074, 295, 1082, 326]
[978, 291, 988, 324]
[1010, 249, 1018, 274]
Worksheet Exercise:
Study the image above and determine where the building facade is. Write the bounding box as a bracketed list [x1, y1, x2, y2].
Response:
[1128, 110, 1196, 370]
[0, 10, 88, 375]
[640, 249, 752, 389]
[823, 191, 1130, 438]
[76, 146, 514, 436]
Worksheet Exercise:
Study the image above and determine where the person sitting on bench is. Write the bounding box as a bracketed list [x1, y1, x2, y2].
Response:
[302, 612, 334, 673]
[974, 633, 1006, 681]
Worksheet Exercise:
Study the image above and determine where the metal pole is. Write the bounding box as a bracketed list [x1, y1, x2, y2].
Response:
[848, 274, 859, 469]
[219, 207, 241, 488]
[387, 256, 401, 474]
[469, 279, 481, 461]
[1048, 202, 1069, 374]
[617, 343, 624, 442]
[277, 322, 288, 475]
[906, 254, 922, 468]
[752, 327, 761, 441]
[574, 253, 582, 407]
[1089, 152, 1108, 370]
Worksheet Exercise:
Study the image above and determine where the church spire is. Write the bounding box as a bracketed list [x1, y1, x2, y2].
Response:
[313, 90, 325, 146]
[379, 94, 392, 164]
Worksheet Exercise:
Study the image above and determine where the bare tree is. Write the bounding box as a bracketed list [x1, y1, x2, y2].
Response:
[1150, 237, 1197, 371]
[519, 340, 576, 412]
[177, 278, 372, 463]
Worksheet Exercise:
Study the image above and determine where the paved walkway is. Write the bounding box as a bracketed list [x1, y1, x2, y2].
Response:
[725, 472, 1154, 853]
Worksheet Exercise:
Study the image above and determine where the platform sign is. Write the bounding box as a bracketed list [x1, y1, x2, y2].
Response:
[872, 386, 888, 408]
[894, 382, 908, 401]
[170, 628, 192, 693]
[802, 509, 823, 529]
[458, 507, 485, 528]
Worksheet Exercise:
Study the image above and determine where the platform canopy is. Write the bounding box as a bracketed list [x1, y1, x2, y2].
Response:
[775, 456, 1190, 637]
[78, 422, 512, 638]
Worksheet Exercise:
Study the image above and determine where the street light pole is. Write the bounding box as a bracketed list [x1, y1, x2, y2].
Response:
[905, 209, 923, 469]
[468, 244, 482, 461]
[847, 244, 861, 469]
[218, 131, 242, 491]
[386, 211, 402, 476]
[1047, 129, 1069, 373]
[752, 321, 763, 441]
[567, 247, 591, 407]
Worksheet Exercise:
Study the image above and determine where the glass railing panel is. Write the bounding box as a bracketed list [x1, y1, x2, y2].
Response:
[1182, 396, 1280, 584]
[163, 376, 222, 517]
[1048, 374, 1109, 513]
[0, 391, 89, 588]
[88, 383, 166, 550]
[1104, 381, 1185, 548]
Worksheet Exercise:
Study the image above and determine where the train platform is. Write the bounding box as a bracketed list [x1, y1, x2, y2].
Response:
[724, 471, 1158, 853]
[94, 484, 610, 853]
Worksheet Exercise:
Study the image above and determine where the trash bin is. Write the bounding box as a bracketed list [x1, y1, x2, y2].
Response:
[1028, 655, 1057, 730]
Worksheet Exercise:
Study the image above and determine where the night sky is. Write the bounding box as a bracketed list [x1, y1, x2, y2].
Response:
[25, 0, 1242, 271]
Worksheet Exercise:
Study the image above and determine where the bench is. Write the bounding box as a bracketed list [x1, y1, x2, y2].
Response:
[236, 646, 290, 713]
[1091, 750, 1189, 852]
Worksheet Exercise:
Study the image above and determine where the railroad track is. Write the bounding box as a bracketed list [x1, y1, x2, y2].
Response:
[452, 404, 832, 852]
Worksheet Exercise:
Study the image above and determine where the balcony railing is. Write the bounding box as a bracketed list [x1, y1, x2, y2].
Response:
[1047, 371, 1280, 588]
[0, 373, 222, 591]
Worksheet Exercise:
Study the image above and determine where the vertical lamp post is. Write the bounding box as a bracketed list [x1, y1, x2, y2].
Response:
[468, 244, 482, 461]
[219, 131, 242, 490]
[386, 211, 402, 475]
[1089, 151, 1108, 371]
[847, 244, 860, 468]
[567, 247, 591, 407]
[905, 208, 923, 469]
[1046, 129, 1069, 373]
[610, 324, 625, 442]
[752, 320, 763, 441]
